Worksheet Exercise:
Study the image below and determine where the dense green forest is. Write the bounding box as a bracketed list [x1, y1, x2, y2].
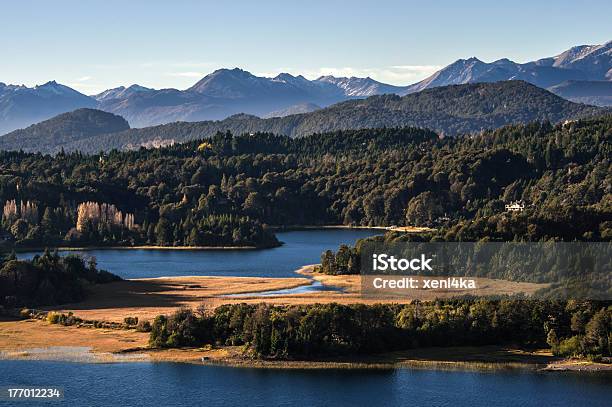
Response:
[1, 113, 609, 362]
[0, 115, 609, 248]
[0, 249, 119, 309]
[149, 300, 611, 360]
[1, 81, 604, 154]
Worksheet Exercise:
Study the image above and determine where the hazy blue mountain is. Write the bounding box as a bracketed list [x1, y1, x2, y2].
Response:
[0, 108, 129, 153]
[406, 41, 611, 92]
[93, 84, 154, 102]
[187, 69, 406, 99]
[92, 68, 408, 127]
[184, 68, 345, 113]
[94, 86, 213, 128]
[547, 80, 612, 106]
[42, 81, 605, 154]
[187, 69, 322, 98]
[403, 41, 611, 103]
[0, 81, 96, 134]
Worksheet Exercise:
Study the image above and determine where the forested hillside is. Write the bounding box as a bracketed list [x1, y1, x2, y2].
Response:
[1, 81, 604, 154]
[0, 109, 129, 153]
[0, 115, 609, 249]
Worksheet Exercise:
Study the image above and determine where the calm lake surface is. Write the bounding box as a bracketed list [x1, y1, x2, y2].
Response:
[0, 360, 610, 407]
[18, 229, 380, 279]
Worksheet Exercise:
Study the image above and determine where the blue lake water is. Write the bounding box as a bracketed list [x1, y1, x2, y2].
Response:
[226, 280, 342, 297]
[18, 229, 380, 279]
[0, 360, 610, 407]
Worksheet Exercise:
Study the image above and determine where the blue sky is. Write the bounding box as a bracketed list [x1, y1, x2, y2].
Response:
[1, 0, 610, 94]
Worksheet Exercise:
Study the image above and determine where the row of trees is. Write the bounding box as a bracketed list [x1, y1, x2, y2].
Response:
[151, 214, 278, 247]
[150, 299, 611, 360]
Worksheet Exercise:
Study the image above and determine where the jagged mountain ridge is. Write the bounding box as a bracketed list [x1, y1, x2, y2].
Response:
[96, 69, 411, 127]
[403, 41, 612, 105]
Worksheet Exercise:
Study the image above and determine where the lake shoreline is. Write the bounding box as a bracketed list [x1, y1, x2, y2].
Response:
[18, 245, 259, 252]
[2, 336, 610, 373]
[269, 224, 434, 233]
[11, 224, 430, 253]
[269, 225, 391, 231]
[197, 354, 612, 373]
[13, 244, 274, 253]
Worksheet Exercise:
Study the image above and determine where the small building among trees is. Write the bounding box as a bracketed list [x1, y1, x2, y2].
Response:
[504, 201, 525, 212]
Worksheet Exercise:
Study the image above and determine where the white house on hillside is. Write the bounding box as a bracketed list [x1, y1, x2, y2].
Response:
[505, 201, 525, 212]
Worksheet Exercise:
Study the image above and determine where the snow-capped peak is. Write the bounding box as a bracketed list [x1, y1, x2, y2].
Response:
[36, 80, 79, 96]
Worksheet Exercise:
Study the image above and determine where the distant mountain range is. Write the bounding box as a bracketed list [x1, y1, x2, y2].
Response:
[0, 40, 610, 135]
[93, 69, 410, 128]
[2, 81, 605, 154]
[404, 41, 611, 93]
